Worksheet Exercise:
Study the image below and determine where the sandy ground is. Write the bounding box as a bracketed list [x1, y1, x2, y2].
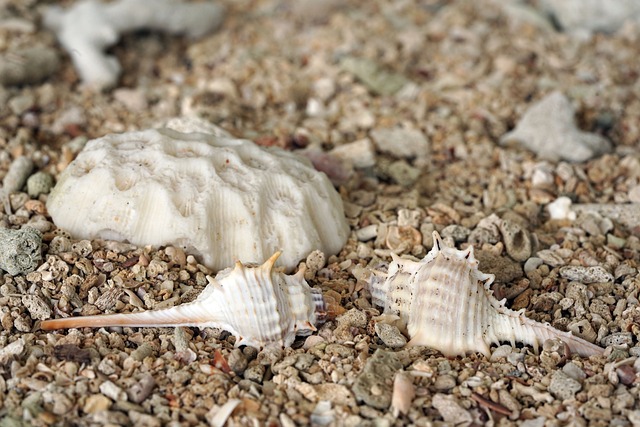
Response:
[1, 0, 640, 425]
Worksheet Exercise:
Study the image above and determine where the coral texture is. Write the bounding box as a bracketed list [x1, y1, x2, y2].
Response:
[41, 252, 327, 348]
[367, 232, 604, 357]
[46, 120, 350, 272]
[0, 227, 42, 276]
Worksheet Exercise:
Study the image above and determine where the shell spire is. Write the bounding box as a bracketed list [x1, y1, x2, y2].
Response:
[41, 253, 327, 349]
[368, 231, 603, 358]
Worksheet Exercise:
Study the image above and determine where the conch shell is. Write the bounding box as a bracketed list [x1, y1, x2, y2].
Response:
[41, 252, 327, 348]
[367, 232, 603, 357]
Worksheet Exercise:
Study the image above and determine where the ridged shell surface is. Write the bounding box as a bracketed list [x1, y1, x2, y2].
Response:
[40, 252, 326, 348]
[368, 232, 603, 357]
[46, 119, 349, 272]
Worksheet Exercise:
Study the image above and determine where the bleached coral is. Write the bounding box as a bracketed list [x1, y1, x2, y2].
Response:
[43, 0, 225, 89]
[46, 119, 350, 272]
[500, 91, 611, 163]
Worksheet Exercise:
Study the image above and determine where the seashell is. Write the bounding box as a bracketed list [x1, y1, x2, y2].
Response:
[367, 231, 603, 357]
[46, 118, 350, 272]
[40, 252, 328, 348]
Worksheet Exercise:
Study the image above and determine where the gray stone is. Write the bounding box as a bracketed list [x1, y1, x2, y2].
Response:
[559, 265, 613, 284]
[548, 370, 581, 400]
[340, 57, 409, 96]
[386, 160, 421, 187]
[0, 46, 60, 86]
[572, 203, 640, 231]
[0, 227, 42, 275]
[370, 127, 428, 161]
[440, 225, 471, 243]
[499, 219, 531, 262]
[352, 349, 402, 409]
[26, 171, 55, 198]
[540, 0, 640, 34]
[601, 332, 634, 347]
[374, 323, 407, 348]
[474, 250, 523, 283]
[21, 294, 52, 320]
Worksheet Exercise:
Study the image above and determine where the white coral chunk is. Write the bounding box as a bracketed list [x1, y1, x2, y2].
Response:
[43, 0, 225, 89]
[500, 91, 611, 163]
[46, 121, 349, 272]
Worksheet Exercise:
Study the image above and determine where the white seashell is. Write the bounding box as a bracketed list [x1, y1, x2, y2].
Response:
[367, 231, 603, 357]
[40, 252, 328, 348]
[46, 120, 350, 272]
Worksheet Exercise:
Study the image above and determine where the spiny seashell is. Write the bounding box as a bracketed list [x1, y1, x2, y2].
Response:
[46, 118, 350, 272]
[367, 232, 603, 357]
[41, 252, 328, 348]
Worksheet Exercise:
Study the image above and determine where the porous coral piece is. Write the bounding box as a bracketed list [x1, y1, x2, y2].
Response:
[43, 0, 225, 89]
[500, 91, 611, 162]
[46, 119, 350, 272]
[0, 227, 42, 276]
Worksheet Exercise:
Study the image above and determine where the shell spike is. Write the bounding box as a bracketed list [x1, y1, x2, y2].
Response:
[431, 231, 443, 251]
[262, 251, 282, 272]
[293, 264, 307, 282]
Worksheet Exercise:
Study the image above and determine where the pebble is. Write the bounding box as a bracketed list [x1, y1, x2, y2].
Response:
[228, 348, 248, 375]
[127, 375, 155, 403]
[334, 308, 368, 340]
[536, 249, 566, 267]
[329, 138, 376, 169]
[99, 381, 127, 401]
[113, 88, 148, 112]
[489, 345, 514, 362]
[474, 250, 523, 283]
[629, 185, 640, 203]
[572, 203, 640, 231]
[83, 394, 112, 414]
[523, 257, 544, 274]
[370, 127, 429, 163]
[355, 224, 378, 242]
[540, 0, 640, 34]
[559, 265, 614, 283]
[0, 46, 60, 86]
[26, 171, 55, 198]
[374, 323, 407, 348]
[0, 227, 42, 275]
[352, 349, 402, 409]
[21, 294, 52, 320]
[500, 91, 611, 162]
[431, 393, 472, 426]
[244, 364, 265, 383]
[548, 371, 582, 400]
[340, 56, 409, 96]
[440, 224, 471, 242]
[601, 332, 634, 347]
[385, 160, 421, 187]
[562, 362, 587, 382]
[433, 374, 456, 392]
[499, 219, 532, 262]
[547, 196, 576, 221]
